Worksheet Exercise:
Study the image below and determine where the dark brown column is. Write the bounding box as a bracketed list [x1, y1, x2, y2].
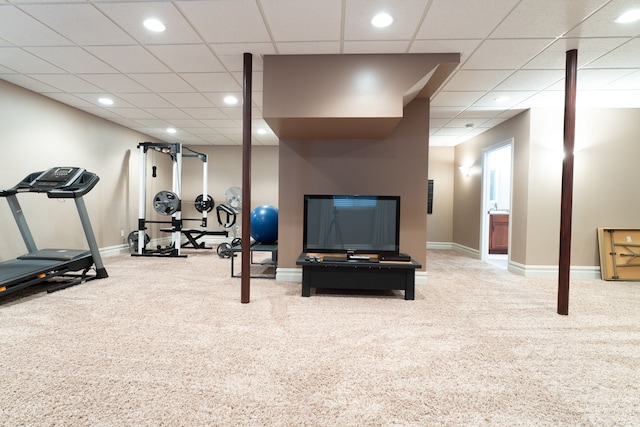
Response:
[241, 52, 252, 304]
[558, 49, 577, 315]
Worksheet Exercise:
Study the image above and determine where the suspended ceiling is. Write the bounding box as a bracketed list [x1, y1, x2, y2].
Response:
[1, 0, 639, 146]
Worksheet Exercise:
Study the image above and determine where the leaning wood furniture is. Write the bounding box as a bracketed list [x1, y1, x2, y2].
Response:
[296, 253, 421, 300]
[598, 227, 640, 281]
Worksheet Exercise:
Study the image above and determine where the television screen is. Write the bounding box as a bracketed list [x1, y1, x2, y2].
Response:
[303, 195, 400, 256]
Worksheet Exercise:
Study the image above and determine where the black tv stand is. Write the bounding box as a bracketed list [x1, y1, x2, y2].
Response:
[296, 253, 421, 300]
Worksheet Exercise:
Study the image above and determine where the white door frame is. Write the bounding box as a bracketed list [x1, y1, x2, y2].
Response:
[480, 138, 514, 262]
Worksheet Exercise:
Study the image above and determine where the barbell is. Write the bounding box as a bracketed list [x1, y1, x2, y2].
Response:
[153, 190, 214, 216]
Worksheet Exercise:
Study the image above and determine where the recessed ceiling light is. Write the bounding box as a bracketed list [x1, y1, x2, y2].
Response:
[166, 127, 177, 134]
[371, 13, 393, 28]
[223, 95, 238, 105]
[98, 97, 113, 106]
[494, 96, 510, 103]
[143, 18, 166, 32]
[615, 9, 640, 23]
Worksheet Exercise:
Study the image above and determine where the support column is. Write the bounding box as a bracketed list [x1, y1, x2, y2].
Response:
[241, 52, 253, 304]
[558, 49, 578, 315]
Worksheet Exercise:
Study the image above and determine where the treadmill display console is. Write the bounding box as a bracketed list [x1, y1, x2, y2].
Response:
[32, 167, 85, 189]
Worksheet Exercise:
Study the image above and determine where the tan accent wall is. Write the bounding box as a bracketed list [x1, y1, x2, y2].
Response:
[426, 147, 454, 244]
[453, 107, 640, 268]
[278, 98, 429, 269]
[453, 111, 531, 264]
[263, 53, 458, 140]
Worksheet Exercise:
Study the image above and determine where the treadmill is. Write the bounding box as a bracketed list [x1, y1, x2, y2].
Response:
[0, 167, 108, 297]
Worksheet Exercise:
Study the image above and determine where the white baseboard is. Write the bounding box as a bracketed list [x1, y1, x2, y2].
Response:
[426, 241, 453, 250]
[276, 268, 302, 283]
[429, 242, 601, 279]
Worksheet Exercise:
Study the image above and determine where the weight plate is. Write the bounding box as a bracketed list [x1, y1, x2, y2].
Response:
[195, 194, 214, 213]
[153, 190, 180, 216]
[217, 242, 232, 258]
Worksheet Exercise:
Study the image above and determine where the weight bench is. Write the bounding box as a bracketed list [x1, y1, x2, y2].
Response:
[160, 228, 228, 250]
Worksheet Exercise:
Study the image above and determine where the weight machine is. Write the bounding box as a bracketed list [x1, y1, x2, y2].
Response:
[133, 142, 226, 257]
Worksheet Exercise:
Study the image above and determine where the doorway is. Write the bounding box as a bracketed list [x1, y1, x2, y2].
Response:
[480, 140, 513, 268]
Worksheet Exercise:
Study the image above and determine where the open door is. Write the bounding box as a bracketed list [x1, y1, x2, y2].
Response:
[480, 140, 513, 268]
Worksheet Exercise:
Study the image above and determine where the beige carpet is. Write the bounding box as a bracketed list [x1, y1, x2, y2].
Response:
[1, 249, 639, 426]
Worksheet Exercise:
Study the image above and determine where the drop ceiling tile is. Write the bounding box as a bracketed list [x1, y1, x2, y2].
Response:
[429, 135, 457, 146]
[95, 1, 202, 45]
[177, 0, 271, 43]
[211, 43, 276, 56]
[230, 71, 263, 91]
[344, 0, 428, 41]
[85, 46, 171, 73]
[77, 74, 148, 93]
[182, 108, 228, 120]
[117, 93, 174, 108]
[25, 47, 116, 73]
[429, 106, 467, 118]
[202, 92, 243, 108]
[109, 108, 158, 120]
[472, 91, 537, 108]
[143, 108, 193, 120]
[585, 38, 640, 68]
[494, 70, 565, 91]
[276, 41, 341, 55]
[343, 40, 411, 53]
[524, 37, 631, 69]
[146, 44, 226, 73]
[159, 92, 214, 108]
[417, 0, 519, 39]
[72, 93, 134, 108]
[218, 55, 264, 73]
[183, 73, 241, 93]
[565, 0, 640, 38]
[605, 70, 640, 90]
[547, 68, 636, 90]
[128, 73, 194, 93]
[28, 74, 103, 92]
[431, 91, 485, 108]
[0, 47, 64, 73]
[220, 107, 243, 120]
[409, 39, 482, 62]
[444, 70, 514, 91]
[18, 3, 136, 46]
[433, 127, 471, 136]
[0, 74, 59, 92]
[40, 92, 95, 108]
[260, 0, 342, 42]
[465, 39, 555, 70]
[164, 119, 207, 128]
[514, 90, 564, 108]
[452, 109, 497, 119]
[491, 0, 609, 39]
[429, 118, 449, 127]
[0, 5, 72, 46]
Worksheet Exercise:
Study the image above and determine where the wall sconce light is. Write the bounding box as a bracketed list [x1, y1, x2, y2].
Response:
[459, 165, 471, 178]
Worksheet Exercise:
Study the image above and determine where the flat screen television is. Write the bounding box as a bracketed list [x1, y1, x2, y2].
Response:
[303, 194, 400, 256]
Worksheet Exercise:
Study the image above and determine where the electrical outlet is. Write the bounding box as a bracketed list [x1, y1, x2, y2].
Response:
[626, 235, 632, 243]
[121, 229, 125, 237]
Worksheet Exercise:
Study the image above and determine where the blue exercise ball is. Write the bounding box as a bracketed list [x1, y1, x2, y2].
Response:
[250, 205, 278, 244]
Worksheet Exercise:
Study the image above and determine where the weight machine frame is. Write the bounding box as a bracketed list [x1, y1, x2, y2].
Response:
[134, 142, 209, 257]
